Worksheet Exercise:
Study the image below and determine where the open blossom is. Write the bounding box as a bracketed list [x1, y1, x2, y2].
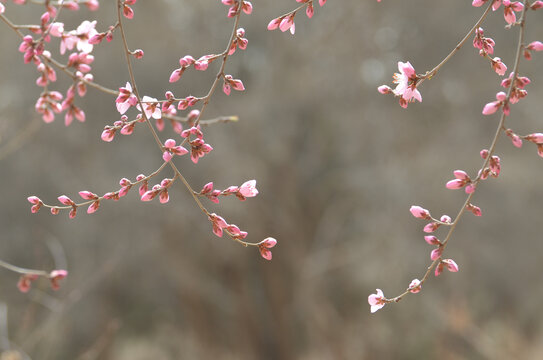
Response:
[379, 61, 421, 108]
[116, 82, 138, 114]
[137, 96, 162, 119]
[239, 180, 258, 197]
[71, 20, 98, 53]
[368, 289, 386, 313]
[392, 61, 421, 106]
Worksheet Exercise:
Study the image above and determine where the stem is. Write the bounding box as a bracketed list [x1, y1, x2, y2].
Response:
[0, 259, 49, 277]
[419, 2, 493, 83]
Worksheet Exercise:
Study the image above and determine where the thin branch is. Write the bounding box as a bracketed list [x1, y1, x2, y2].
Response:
[387, 0, 530, 304]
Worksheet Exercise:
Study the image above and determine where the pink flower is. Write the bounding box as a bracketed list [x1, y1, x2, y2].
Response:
[137, 96, 161, 119]
[162, 138, 188, 162]
[189, 138, 213, 163]
[491, 57, 507, 76]
[368, 289, 386, 313]
[72, 20, 98, 53]
[502, 0, 523, 25]
[116, 82, 138, 114]
[258, 237, 277, 260]
[239, 180, 258, 197]
[0, 3, 4, 14]
[408, 279, 421, 293]
[392, 61, 422, 107]
[410, 205, 430, 219]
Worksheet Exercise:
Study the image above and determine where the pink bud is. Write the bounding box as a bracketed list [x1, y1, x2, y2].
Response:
[159, 189, 169, 204]
[377, 85, 392, 94]
[527, 41, 543, 51]
[453, 170, 470, 180]
[101, 128, 116, 142]
[306, 3, 314, 18]
[239, 180, 258, 197]
[440, 215, 452, 223]
[58, 195, 74, 205]
[162, 151, 173, 162]
[423, 222, 439, 233]
[408, 279, 421, 293]
[258, 237, 277, 260]
[267, 18, 281, 30]
[141, 190, 156, 202]
[435, 263, 444, 277]
[87, 201, 100, 214]
[201, 182, 214, 194]
[446, 179, 466, 190]
[442, 259, 459, 272]
[27, 196, 42, 205]
[79, 191, 98, 200]
[279, 16, 294, 32]
[410, 205, 430, 219]
[49, 269, 68, 290]
[482, 101, 500, 115]
[424, 236, 441, 245]
[525, 133, 543, 144]
[430, 247, 443, 261]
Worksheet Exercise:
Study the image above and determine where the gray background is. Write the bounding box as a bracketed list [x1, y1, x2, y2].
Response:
[0, 1, 542, 359]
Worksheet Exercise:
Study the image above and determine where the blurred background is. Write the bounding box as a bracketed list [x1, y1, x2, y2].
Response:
[1, 0, 542, 359]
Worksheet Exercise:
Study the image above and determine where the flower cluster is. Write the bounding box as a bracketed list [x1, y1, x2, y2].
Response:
[267, 0, 327, 35]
